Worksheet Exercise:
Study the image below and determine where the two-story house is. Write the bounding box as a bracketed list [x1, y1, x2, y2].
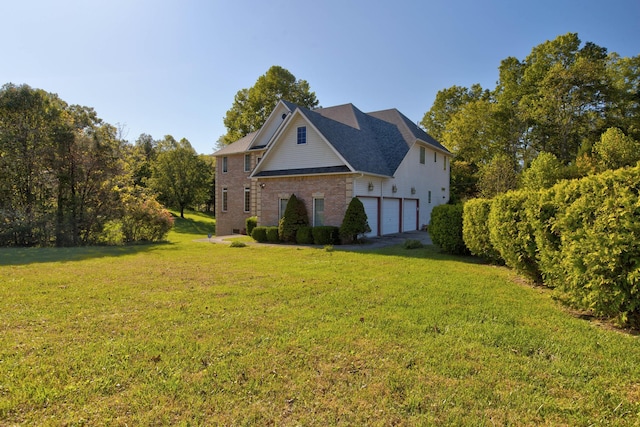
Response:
[213, 100, 450, 237]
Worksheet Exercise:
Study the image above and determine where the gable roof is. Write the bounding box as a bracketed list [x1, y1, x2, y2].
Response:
[217, 100, 449, 178]
[213, 131, 257, 156]
[298, 104, 409, 176]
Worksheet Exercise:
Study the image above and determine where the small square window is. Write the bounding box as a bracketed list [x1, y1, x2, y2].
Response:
[244, 154, 251, 172]
[297, 126, 306, 144]
[419, 146, 425, 164]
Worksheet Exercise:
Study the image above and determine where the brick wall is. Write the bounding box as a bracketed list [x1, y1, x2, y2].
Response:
[256, 174, 354, 227]
[215, 152, 256, 235]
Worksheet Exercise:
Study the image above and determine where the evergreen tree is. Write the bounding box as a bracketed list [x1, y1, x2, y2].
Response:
[278, 194, 309, 243]
[340, 198, 370, 243]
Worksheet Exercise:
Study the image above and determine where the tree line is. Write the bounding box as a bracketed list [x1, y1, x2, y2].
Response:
[0, 83, 213, 247]
[420, 32, 640, 201]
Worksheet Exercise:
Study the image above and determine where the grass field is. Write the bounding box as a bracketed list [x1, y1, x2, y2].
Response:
[1, 212, 639, 425]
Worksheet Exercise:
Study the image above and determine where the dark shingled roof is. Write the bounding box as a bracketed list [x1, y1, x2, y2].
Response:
[217, 101, 448, 178]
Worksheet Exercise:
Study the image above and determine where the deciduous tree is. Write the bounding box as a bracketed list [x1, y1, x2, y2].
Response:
[222, 66, 319, 144]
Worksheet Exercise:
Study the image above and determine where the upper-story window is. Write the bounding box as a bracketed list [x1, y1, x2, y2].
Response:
[222, 156, 228, 173]
[419, 146, 425, 164]
[244, 154, 251, 172]
[434, 151, 437, 162]
[297, 126, 306, 145]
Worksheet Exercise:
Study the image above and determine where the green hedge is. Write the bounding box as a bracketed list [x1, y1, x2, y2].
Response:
[462, 163, 640, 327]
[296, 226, 314, 245]
[545, 167, 640, 325]
[266, 226, 280, 243]
[429, 204, 467, 255]
[246, 216, 258, 236]
[312, 226, 340, 245]
[251, 226, 268, 243]
[488, 191, 540, 281]
[462, 198, 501, 263]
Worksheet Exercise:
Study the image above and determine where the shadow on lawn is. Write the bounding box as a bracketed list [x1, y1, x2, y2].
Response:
[0, 243, 166, 266]
[171, 213, 216, 237]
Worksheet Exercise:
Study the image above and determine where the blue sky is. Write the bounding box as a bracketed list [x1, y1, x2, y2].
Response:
[3, 0, 639, 154]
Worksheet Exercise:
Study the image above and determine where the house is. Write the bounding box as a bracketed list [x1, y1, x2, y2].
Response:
[213, 100, 451, 237]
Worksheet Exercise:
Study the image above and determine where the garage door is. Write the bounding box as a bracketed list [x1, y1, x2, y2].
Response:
[358, 197, 379, 237]
[382, 198, 400, 235]
[403, 199, 418, 232]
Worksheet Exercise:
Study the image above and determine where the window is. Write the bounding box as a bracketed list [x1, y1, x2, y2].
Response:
[297, 126, 306, 144]
[428, 190, 431, 204]
[434, 151, 437, 162]
[313, 198, 325, 226]
[279, 198, 288, 220]
[222, 188, 228, 211]
[444, 156, 447, 170]
[222, 156, 228, 173]
[244, 187, 251, 212]
[244, 154, 251, 172]
[419, 146, 425, 164]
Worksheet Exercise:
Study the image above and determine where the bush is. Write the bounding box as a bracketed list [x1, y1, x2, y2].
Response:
[266, 226, 280, 243]
[279, 194, 309, 243]
[296, 226, 314, 244]
[246, 216, 258, 236]
[340, 198, 371, 243]
[313, 226, 340, 245]
[120, 197, 174, 243]
[462, 198, 501, 263]
[229, 240, 247, 248]
[488, 190, 540, 281]
[251, 227, 268, 243]
[403, 239, 423, 249]
[549, 166, 640, 325]
[429, 204, 467, 255]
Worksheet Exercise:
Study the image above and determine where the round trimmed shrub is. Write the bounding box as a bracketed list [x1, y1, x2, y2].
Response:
[266, 226, 280, 243]
[246, 216, 258, 236]
[251, 226, 268, 243]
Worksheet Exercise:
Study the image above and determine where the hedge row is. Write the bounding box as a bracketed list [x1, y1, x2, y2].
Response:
[462, 164, 640, 327]
[251, 225, 340, 245]
[429, 204, 467, 255]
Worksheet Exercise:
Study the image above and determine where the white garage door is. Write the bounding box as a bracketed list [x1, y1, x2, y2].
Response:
[403, 199, 418, 232]
[358, 197, 379, 237]
[382, 198, 400, 235]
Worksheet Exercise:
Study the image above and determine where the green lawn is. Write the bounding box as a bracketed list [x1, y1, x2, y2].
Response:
[1, 212, 639, 425]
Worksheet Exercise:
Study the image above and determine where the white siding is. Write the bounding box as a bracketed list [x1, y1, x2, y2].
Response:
[259, 116, 344, 172]
[250, 103, 290, 148]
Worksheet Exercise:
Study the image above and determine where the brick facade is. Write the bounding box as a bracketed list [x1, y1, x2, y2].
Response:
[256, 174, 354, 227]
[215, 152, 262, 235]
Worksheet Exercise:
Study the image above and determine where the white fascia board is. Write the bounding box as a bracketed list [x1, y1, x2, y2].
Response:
[250, 109, 356, 178]
[248, 100, 293, 150]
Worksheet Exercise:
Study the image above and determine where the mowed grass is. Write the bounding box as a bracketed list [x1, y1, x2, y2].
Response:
[1, 213, 639, 425]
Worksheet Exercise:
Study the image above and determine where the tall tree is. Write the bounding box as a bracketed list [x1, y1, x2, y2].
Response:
[150, 137, 212, 218]
[222, 66, 319, 144]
